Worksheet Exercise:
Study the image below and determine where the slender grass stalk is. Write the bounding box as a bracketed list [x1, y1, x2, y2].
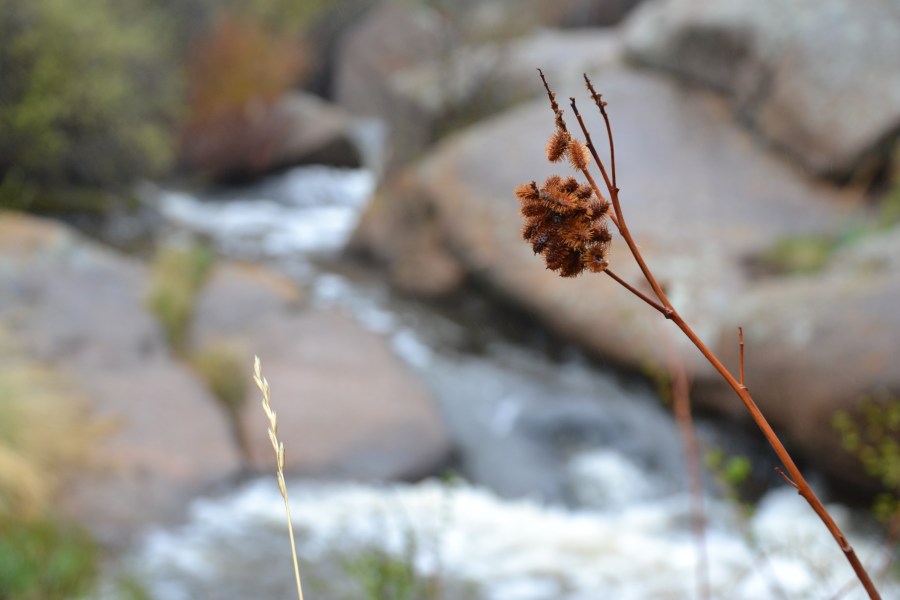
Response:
[253, 356, 304, 600]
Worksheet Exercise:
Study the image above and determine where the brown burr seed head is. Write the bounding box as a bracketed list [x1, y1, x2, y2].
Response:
[515, 172, 613, 277]
[545, 130, 570, 162]
[567, 139, 590, 170]
[515, 181, 540, 202]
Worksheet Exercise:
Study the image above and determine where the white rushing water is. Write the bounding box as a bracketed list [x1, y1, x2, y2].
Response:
[155, 166, 375, 258]
[139, 165, 900, 600]
[132, 467, 897, 600]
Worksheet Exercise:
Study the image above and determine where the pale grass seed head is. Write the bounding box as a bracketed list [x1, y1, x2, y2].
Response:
[253, 355, 286, 497]
[253, 355, 304, 600]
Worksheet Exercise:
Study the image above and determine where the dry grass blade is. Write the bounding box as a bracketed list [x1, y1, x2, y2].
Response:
[254, 355, 304, 600]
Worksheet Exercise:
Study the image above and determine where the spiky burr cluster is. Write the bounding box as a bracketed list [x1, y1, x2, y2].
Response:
[515, 175, 611, 277]
[515, 70, 613, 278]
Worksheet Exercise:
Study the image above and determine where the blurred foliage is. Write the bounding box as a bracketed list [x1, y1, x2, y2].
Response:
[834, 392, 900, 523]
[340, 531, 442, 600]
[147, 243, 216, 356]
[877, 147, 900, 230]
[0, 337, 103, 518]
[755, 234, 839, 275]
[0, 0, 180, 209]
[0, 515, 100, 600]
[0, 332, 106, 599]
[184, 12, 307, 124]
[0, 0, 338, 210]
[705, 447, 754, 514]
[190, 342, 249, 454]
[236, 0, 333, 33]
[116, 577, 153, 600]
[191, 343, 247, 417]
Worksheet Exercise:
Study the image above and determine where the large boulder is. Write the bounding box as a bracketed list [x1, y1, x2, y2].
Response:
[624, 0, 900, 180]
[191, 262, 453, 480]
[334, 1, 457, 167]
[355, 67, 894, 484]
[0, 213, 242, 543]
[334, 1, 623, 171]
[180, 91, 362, 182]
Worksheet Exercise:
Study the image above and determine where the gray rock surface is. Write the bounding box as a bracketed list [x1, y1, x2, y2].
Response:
[192, 262, 453, 480]
[334, 1, 458, 167]
[0, 213, 242, 543]
[624, 0, 900, 180]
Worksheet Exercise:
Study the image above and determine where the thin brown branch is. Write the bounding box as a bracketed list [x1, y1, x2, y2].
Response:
[604, 269, 669, 316]
[774, 467, 799, 490]
[739, 326, 746, 387]
[668, 304, 880, 599]
[584, 74, 617, 191]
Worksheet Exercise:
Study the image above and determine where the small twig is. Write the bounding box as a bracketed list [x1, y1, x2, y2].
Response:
[254, 356, 304, 600]
[604, 269, 669, 317]
[774, 467, 800, 490]
[584, 74, 617, 192]
[739, 327, 746, 388]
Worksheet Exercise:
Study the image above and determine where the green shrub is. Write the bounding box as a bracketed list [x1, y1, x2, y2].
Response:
[0, 0, 180, 210]
[146, 243, 215, 356]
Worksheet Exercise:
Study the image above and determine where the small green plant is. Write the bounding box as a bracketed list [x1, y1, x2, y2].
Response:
[147, 243, 215, 356]
[340, 532, 441, 600]
[834, 393, 900, 523]
[191, 343, 248, 453]
[705, 448, 754, 512]
[0, 514, 100, 600]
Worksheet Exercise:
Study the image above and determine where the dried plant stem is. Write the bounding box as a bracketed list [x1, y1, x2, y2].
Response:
[576, 86, 881, 599]
[254, 356, 304, 600]
[665, 338, 710, 600]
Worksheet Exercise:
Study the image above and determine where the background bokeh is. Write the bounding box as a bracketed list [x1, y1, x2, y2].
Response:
[2, 1, 900, 598]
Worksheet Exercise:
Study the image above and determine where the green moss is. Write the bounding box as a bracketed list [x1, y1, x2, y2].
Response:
[147, 244, 215, 356]
[0, 515, 99, 600]
[755, 234, 838, 275]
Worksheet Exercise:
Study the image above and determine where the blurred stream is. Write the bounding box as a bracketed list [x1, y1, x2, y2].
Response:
[119, 166, 898, 599]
